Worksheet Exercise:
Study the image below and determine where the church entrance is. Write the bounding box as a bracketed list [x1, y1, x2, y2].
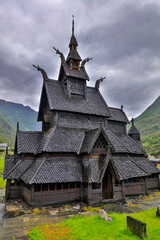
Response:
[102, 168, 113, 199]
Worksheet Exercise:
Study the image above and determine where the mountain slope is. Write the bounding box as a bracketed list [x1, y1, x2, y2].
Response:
[0, 99, 41, 131]
[0, 114, 16, 147]
[134, 95, 160, 156]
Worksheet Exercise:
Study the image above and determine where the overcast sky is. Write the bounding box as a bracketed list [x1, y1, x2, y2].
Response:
[0, 0, 160, 119]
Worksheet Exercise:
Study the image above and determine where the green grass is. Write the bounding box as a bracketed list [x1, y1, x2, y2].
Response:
[28, 208, 160, 240]
[0, 153, 6, 188]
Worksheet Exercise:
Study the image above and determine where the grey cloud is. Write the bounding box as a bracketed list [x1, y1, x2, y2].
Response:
[0, 0, 159, 118]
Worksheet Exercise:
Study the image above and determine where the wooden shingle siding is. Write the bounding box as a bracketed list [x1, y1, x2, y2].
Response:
[34, 189, 81, 206]
[125, 182, 146, 195]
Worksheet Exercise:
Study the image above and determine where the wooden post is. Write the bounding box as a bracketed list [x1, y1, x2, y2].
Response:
[88, 183, 92, 204]
[112, 177, 115, 201]
[80, 183, 83, 202]
[31, 185, 34, 205]
[5, 179, 10, 200]
[158, 174, 160, 190]
[122, 181, 125, 199]
[145, 177, 148, 195]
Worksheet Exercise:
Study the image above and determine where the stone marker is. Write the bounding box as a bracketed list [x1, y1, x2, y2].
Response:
[127, 216, 147, 238]
[99, 209, 107, 221]
[6, 204, 20, 212]
[156, 205, 160, 217]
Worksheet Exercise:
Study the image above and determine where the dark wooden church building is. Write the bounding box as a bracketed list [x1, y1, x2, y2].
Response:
[4, 19, 160, 206]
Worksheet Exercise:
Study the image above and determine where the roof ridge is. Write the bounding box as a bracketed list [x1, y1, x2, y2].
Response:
[18, 159, 35, 179]
[111, 157, 127, 180]
[5, 159, 22, 179]
[77, 133, 86, 155]
[29, 158, 46, 184]
[127, 155, 149, 175]
[100, 150, 111, 181]
[106, 130, 131, 153]
[127, 135, 147, 156]
[18, 131, 42, 134]
[43, 125, 57, 152]
[108, 107, 121, 110]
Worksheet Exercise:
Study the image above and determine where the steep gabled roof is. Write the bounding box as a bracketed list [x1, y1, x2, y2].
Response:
[14, 126, 147, 156]
[4, 159, 34, 180]
[66, 49, 82, 62]
[69, 34, 78, 47]
[112, 156, 149, 180]
[36, 126, 85, 154]
[21, 157, 82, 184]
[62, 62, 89, 80]
[108, 107, 129, 123]
[16, 131, 43, 154]
[40, 79, 110, 117]
[128, 125, 140, 135]
[131, 156, 160, 175]
[3, 155, 15, 178]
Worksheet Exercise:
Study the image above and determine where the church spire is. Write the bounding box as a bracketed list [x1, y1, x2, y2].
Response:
[72, 15, 74, 35]
[67, 16, 82, 70]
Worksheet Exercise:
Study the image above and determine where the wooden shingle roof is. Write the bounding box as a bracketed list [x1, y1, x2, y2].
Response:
[43, 79, 110, 117]
[108, 107, 129, 123]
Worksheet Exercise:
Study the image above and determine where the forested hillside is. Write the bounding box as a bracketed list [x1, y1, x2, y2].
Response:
[132, 95, 160, 157]
[0, 114, 16, 148]
[0, 99, 41, 131]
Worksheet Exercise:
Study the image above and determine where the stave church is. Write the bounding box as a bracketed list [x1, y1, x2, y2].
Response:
[4, 19, 160, 206]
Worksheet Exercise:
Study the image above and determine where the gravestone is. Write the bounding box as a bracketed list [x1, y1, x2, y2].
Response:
[127, 216, 147, 238]
[156, 205, 160, 217]
[99, 209, 107, 221]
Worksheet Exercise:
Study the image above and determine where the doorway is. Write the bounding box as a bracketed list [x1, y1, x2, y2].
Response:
[102, 167, 113, 199]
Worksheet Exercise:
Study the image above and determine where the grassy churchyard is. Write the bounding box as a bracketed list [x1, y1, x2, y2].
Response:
[28, 208, 160, 240]
[0, 151, 160, 239]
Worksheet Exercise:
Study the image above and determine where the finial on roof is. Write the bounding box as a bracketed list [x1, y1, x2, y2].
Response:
[131, 118, 134, 126]
[121, 105, 124, 111]
[33, 65, 49, 81]
[53, 47, 65, 63]
[72, 15, 74, 35]
[81, 57, 92, 67]
[17, 121, 19, 131]
[95, 77, 105, 90]
[98, 121, 103, 128]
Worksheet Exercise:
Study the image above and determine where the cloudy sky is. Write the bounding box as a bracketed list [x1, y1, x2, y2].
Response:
[0, 0, 160, 119]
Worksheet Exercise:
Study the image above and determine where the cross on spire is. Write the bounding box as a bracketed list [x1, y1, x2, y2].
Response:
[131, 118, 134, 126]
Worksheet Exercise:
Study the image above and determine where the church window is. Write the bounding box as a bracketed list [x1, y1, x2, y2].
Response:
[92, 182, 100, 189]
[93, 134, 107, 148]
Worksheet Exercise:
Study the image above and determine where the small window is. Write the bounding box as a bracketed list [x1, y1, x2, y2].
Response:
[75, 182, 80, 188]
[42, 184, 48, 191]
[63, 183, 68, 190]
[92, 182, 100, 189]
[35, 185, 41, 192]
[70, 182, 75, 189]
[56, 183, 62, 190]
[49, 183, 55, 191]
